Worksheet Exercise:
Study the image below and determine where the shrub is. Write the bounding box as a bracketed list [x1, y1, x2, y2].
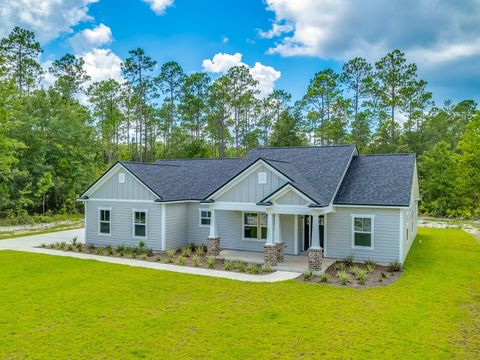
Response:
[261, 263, 272, 273]
[105, 245, 114, 255]
[366, 264, 375, 274]
[118, 251, 124, 257]
[350, 265, 362, 277]
[40, 243, 46, 248]
[247, 263, 259, 274]
[140, 254, 147, 260]
[196, 246, 205, 257]
[235, 261, 245, 273]
[303, 270, 313, 281]
[207, 256, 216, 269]
[356, 269, 368, 285]
[337, 271, 350, 285]
[75, 242, 83, 251]
[388, 261, 402, 272]
[67, 244, 74, 251]
[365, 259, 376, 268]
[335, 262, 346, 271]
[344, 256, 354, 267]
[59, 242, 66, 249]
[155, 257, 162, 262]
[181, 246, 191, 257]
[380, 272, 387, 279]
[319, 273, 330, 283]
[71, 236, 78, 246]
[139, 241, 145, 248]
[177, 256, 186, 265]
[146, 248, 154, 257]
[166, 249, 176, 263]
[96, 247, 104, 256]
[116, 244, 125, 253]
[88, 244, 96, 251]
[223, 260, 233, 271]
[192, 254, 201, 267]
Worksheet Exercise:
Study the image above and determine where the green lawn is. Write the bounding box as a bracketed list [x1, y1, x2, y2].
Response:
[0, 228, 479, 359]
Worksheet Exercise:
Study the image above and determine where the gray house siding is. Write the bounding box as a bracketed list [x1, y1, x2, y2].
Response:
[326, 207, 401, 264]
[91, 166, 156, 201]
[275, 190, 309, 205]
[85, 200, 162, 250]
[165, 203, 188, 250]
[216, 165, 287, 203]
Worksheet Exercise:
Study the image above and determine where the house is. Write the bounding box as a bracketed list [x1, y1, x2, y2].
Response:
[78, 145, 419, 270]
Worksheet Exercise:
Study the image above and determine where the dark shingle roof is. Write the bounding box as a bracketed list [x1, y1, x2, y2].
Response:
[334, 154, 416, 206]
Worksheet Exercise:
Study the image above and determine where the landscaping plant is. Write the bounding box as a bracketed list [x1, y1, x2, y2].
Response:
[337, 271, 350, 285]
[207, 256, 216, 269]
[166, 249, 176, 263]
[388, 261, 402, 272]
[303, 270, 313, 281]
[234, 261, 245, 273]
[192, 254, 201, 267]
[319, 273, 330, 283]
[181, 246, 191, 257]
[261, 263, 272, 273]
[223, 260, 233, 271]
[177, 256, 186, 266]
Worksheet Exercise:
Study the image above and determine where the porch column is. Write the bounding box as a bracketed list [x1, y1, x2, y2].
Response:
[207, 209, 220, 256]
[274, 213, 284, 263]
[264, 212, 277, 266]
[308, 215, 323, 272]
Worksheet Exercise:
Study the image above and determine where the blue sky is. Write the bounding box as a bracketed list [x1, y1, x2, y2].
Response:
[1, 0, 479, 104]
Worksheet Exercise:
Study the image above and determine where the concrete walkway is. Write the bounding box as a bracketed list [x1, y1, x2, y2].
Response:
[0, 229, 301, 283]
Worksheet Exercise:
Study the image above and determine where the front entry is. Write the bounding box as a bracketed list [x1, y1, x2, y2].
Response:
[303, 215, 324, 251]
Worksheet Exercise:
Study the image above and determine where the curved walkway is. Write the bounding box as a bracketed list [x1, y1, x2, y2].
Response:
[0, 229, 301, 283]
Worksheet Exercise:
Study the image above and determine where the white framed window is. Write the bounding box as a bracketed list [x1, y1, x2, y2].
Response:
[199, 208, 211, 227]
[258, 172, 267, 184]
[351, 215, 374, 249]
[118, 173, 125, 183]
[133, 209, 147, 238]
[243, 212, 267, 241]
[98, 208, 111, 235]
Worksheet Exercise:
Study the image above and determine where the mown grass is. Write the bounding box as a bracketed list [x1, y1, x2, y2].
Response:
[0, 228, 479, 359]
[0, 222, 83, 240]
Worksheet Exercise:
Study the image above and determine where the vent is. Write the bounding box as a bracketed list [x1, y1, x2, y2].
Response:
[258, 172, 267, 184]
[119, 173, 125, 183]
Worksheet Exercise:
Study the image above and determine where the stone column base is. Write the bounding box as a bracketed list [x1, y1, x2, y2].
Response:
[264, 244, 278, 266]
[275, 242, 285, 263]
[308, 247, 323, 272]
[207, 236, 220, 256]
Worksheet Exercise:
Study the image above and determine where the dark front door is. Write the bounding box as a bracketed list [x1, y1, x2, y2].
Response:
[303, 215, 324, 251]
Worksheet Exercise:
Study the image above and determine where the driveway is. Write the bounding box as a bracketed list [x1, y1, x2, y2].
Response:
[0, 228, 85, 250]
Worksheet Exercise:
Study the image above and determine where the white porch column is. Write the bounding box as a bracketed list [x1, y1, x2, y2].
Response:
[311, 215, 321, 249]
[207, 208, 220, 256]
[274, 213, 281, 243]
[208, 208, 217, 238]
[266, 212, 274, 245]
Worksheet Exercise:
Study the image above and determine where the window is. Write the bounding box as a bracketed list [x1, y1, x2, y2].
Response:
[258, 172, 267, 184]
[199, 209, 211, 227]
[118, 173, 125, 183]
[133, 210, 147, 238]
[243, 212, 267, 240]
[99, 208, 111, 235]
[352, 216, 374, 248]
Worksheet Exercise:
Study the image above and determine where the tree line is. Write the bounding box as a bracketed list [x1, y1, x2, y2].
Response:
[0, 27, 479, 219]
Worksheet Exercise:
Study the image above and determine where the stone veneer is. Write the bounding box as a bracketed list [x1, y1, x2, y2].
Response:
[207, 236, 220, 256]
[264, 244, 278, 266]
[275, 242, 285, 263]
[308, 247, 323, 271]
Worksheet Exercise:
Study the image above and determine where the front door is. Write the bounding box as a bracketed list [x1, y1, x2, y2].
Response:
[303, 215, 324, 251]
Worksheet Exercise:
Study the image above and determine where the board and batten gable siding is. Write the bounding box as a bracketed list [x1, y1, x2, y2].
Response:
[326, 207, 401, 264]
[90, 166, 156, 201]
[216, 165, 287, 203]
[164, 203, 188, 250]
[275, 190, 309, 205]
[85, 200, 162, 250]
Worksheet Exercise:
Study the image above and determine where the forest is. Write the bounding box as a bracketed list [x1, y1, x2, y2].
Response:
[0, 27, 479, 221]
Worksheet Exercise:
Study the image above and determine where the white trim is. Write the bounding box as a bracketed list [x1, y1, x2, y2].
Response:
[161, 203, 166, 251]
[210, 201, 332, 216]
[212, 202, 268, 212]
[294, 215, 299, 255]
[351, 214, 375, 250]
[335, 204, 408, 209]
[82, 163, 159, 200]
[85, 198, 157, 203]
[132, 209, 148, 240]
[399, 209, 404, 263]
[242, 212, 268, 242]
[199, 208, 212, 227]
[98, 207, 112, 236]
[323, 214, 328, 257]
[264, 184, 315, 205]
[208, 160, 290, 201]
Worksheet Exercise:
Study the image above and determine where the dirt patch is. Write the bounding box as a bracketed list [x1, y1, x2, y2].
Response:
[296, 261, 403, 288]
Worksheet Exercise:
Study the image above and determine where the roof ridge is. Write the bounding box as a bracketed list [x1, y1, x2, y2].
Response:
[358, 153, 416, 157]
[121, 161, 181, 167]
[154, 157, 243, 162]
[252, 144, 355, 150]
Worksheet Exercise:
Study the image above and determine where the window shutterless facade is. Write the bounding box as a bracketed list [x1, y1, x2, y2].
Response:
[199, 209, 211, 227]
[98, 208, 111, 235]
[243, 212, 267, 240]
[352, 215, 374, 249]
[133, 210, 147, 238]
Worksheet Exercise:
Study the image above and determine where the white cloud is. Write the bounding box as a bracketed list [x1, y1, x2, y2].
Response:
[258, 22, 293, 39]
[143, 0, 174, 15]
[69, 23, 112, 53]
[202, 52, 244, 73]
[0, 0, 99, 44]
[82, 48, 123, 84]
[202, 52, 281, 97]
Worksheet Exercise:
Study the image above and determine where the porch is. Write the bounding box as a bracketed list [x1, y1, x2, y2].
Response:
[218, 249, 335, 273]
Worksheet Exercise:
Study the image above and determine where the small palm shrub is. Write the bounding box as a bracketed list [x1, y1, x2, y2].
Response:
[166, 249, 176, 263]
[337, 271, 350, 285]
[207, 256, 216, 269]
[356, 269, 368, 285]
[71, 236, 78, 246]
[247, 263, 259, 274]
[303, 270, 313, 281]
[181, 246, 191, 257]
[319, 273, 330, 283]
[223, 260, 233, 271]
[366, 263, 375, 274]
[261, 263, 272, 273]
[350, 265, 362, 277]
[105, 245, 114, 255]
[192, 254, 201, 267]
[335, 262, 346, 271]
[177, 256, 186, 265]
[388, 261, 402, 272]
[196, 246, 205, 257]
[365, 259, 376, 268]
[234, 261, 245, 273]
[96, 247, 104, 255]
[344, 256, 354, 267]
